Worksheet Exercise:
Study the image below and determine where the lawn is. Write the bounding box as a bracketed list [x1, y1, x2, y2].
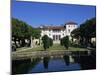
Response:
[48, 44, 66, 50]
[69, 47, 87, 51]
[15, 44, 87, 53]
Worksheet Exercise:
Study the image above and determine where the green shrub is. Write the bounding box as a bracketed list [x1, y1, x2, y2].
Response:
[60, 38, 64, 46]
[61, 36, 69, 49]
[64, 36, 69, 49]
[42, 35, 49, 50]
[42, 35, 53, 50]
[49, 38, 53, 46]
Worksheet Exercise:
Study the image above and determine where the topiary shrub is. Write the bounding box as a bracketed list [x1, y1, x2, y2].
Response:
[42, 35, 53, 50]
[64, 36, 69, 49]
[61, 36, 69, 50]
[42, 35, 49, 50]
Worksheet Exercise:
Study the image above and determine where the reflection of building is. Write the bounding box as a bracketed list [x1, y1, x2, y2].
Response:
[40, 22, 78, 43]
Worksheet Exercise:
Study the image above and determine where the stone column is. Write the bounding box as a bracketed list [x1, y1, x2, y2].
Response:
[31, 36, 33, 48]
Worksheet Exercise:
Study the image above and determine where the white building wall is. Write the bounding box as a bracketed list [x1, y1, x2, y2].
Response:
[40, 23, 78, 43]
[41, 30, 53, 39]
[65, 24, 77, 36]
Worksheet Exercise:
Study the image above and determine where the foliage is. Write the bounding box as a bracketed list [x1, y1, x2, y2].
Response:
[60, 36, 69, 49]
[71, 28, 80, 39]
[12, 18, 41, 48]
[42, 35, 49, 50]
[71, 17, 96, 47]
[32, 28, 41, 39]
[64, 36, 69, 49]
[49, 38, 53, 46]
[60, 38, 64, 46]
[42, 35, 53, 50]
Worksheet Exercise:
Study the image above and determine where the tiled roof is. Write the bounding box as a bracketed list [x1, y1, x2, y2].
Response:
[41, 26, 65, 30]
[39, 21, 77, 30]
[66, 21, 77, 25]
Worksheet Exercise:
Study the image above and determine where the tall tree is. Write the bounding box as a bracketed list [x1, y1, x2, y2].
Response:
[71, 17, 96, 47]
[12, 18, 41, 48]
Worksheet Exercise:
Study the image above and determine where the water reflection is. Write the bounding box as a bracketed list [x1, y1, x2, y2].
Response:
[43, 57, 50, 69]
[72, 56, 80, 63]
[12, 50, 96, 74]
[79, 55, 96, 70]
[63, 55, 69, 66]
[12, 58, 40, 74]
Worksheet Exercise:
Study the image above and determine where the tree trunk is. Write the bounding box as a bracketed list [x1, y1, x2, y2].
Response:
[21, 38, 25, 47]
[13, 37, 17, 48]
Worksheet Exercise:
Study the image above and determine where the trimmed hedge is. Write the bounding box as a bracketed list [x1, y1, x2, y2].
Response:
[60, 36, 69, 49]
[42, 35, 53, 50]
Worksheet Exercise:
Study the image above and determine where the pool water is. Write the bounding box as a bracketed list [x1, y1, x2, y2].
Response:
[28, 58, 81, 73]
[12, 51, 96, 74]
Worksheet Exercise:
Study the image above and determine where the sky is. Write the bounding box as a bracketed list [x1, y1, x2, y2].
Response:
[12, 0, 96, 27]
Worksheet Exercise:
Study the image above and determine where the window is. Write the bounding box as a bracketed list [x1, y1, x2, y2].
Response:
[53, 29, 60, 33]
[68, 29, 70, 33]
[53, 35, 55, 40]
[56, 35, 58, 40]
[59, 35, 61, 40]
[53, 35, 61, 40]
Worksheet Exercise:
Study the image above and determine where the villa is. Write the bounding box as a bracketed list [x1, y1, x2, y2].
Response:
[40, 21, 78, 43]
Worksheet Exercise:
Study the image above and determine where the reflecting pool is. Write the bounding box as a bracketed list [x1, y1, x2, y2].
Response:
[12, 50, 96, 74]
